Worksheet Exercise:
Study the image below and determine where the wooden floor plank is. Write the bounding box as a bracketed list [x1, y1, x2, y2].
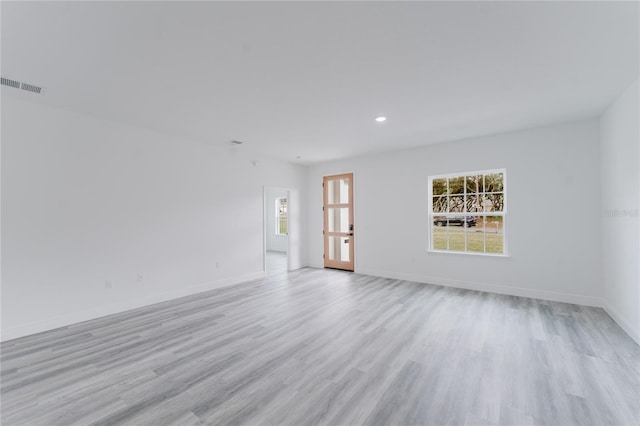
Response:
[1, 252, 638, 425]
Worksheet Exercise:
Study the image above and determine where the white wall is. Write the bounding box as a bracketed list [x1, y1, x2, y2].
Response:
[265, 188, 288, 253]
[286, 188, 304, 271]
[1, 95, 307, 341]
[600, 79, 640, 344]
[307, 120, 603, 306]
[4, 91, 634, 343]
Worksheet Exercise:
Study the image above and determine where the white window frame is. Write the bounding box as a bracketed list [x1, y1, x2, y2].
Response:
[428, 168, 508, 256]
[275, 197, 287, 236]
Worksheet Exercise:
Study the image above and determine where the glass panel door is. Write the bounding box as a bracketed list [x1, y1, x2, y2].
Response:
[323, 173, 354, 271]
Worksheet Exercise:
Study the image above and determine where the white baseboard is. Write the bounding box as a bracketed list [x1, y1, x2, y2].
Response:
[6, 267, 637, 347]
[1, 271, 265, 342]
[361, 266, 639, 344]
[356, 268, 603, 307]
[602, 301, 640, 345]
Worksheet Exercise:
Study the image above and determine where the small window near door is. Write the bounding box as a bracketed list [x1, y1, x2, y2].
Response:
[275, 197, 288, 235]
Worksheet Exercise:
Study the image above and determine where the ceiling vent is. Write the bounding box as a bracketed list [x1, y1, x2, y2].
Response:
[1, 77, 20, 89]
[1, 77, 43, 94]
[20, 83, 42, 94]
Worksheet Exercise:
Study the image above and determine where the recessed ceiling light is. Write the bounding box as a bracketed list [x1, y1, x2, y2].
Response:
[375, 116, 387, 122]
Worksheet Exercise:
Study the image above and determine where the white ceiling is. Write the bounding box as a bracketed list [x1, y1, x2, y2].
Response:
[2, 1, 638, 164]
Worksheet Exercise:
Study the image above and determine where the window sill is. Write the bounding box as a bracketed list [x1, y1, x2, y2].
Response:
[427, 249, 511, 258]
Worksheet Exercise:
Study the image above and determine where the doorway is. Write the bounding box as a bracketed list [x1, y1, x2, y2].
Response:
[323, 173, 354, 271]
[265, 188, 288, 275]
[263, 187, 303, 275]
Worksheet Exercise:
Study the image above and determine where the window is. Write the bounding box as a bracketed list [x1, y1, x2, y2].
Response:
[429, 169, 506, 255]
[275, 197, 287, 235]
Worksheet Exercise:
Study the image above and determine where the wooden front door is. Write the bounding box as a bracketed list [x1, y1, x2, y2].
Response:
[323, 173, 354, 271]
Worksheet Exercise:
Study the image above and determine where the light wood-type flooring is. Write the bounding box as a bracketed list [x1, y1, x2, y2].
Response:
[1, 252, 639, 425]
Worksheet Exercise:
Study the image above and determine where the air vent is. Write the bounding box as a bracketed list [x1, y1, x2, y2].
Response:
[20, 83, 42, 94]
[1, 77, 20, 89]
[1, 77, 43, 94]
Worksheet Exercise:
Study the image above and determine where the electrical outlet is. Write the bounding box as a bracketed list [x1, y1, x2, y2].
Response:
[137, 274, 143, 283]
[105, 280, 112, 289]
